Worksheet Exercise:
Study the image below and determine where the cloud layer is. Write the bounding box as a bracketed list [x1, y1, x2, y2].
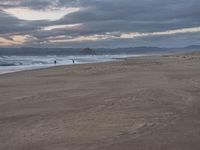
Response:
[0, 0, 200, 47]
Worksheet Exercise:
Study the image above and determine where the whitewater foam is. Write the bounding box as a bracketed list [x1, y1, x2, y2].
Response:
[0, 54, 144, 74]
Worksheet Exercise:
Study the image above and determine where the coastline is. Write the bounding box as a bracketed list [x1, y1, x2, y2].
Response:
[1, 53, 200, 150]
[0, 54, 148, 76]
[0, 59, 107, 76]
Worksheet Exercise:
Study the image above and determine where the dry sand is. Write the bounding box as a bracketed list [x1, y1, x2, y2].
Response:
[0, 53, 200, 150]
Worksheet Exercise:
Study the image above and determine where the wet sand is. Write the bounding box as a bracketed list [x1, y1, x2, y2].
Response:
[1, 54, 200, 150]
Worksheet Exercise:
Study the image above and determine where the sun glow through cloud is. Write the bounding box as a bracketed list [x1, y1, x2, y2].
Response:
[43, 24, 82, 31]
[3, 7, 80, 21]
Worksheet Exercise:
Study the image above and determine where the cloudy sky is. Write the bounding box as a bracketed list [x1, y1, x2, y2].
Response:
[0, 0, 200, 48]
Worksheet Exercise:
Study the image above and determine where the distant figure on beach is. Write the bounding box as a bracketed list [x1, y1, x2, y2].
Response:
[54, 60, 57, 64]
[72, 59, 75, 64]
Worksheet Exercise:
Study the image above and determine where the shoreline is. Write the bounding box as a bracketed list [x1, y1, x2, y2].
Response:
[0, 54, 149, 76]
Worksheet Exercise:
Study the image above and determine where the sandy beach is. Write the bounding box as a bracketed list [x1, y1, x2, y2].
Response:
[1, 53, 200, 150]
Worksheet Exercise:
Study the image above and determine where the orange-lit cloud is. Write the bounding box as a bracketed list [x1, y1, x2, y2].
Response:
[48, 26, 200, 43]
[120, 27, 200, 39]
[0, 35, 37, 46]
[0, 37, 19, 46]
[1, 26, 200, 46]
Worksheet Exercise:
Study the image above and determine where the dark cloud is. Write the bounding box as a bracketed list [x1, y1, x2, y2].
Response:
[0, 11, 39, 34]
[0, 0, 200, 47]
[58, 0, 200, 32]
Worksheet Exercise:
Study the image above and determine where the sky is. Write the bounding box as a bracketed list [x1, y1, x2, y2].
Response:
[0, 0, 200, 48]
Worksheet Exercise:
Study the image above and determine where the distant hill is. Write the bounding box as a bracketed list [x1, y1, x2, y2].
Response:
[183, 45, 200, 50]
[0, 48, 81, 56]
[0, 45, 200, 56]
[95, 47, 169, 55]
[80, 48, 96, 55]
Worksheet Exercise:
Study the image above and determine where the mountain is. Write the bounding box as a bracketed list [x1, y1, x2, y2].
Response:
[183, 45, 200, 50]
[0, 48, 81, 56]
[0, 45, 200, 56]
[80, 48, 96, 55]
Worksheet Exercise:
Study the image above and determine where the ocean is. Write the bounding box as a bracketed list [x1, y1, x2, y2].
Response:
[0, 54, 144, 74]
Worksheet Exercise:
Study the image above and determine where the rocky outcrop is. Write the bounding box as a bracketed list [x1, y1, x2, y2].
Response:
[80, 48, 96, 55]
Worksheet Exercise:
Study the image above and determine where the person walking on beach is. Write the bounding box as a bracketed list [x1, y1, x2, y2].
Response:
[54, 60, 57, 64]
[72, 59, 75, 64]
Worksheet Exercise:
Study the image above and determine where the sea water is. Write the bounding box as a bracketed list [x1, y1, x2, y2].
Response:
[0, 54, 144, 74]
